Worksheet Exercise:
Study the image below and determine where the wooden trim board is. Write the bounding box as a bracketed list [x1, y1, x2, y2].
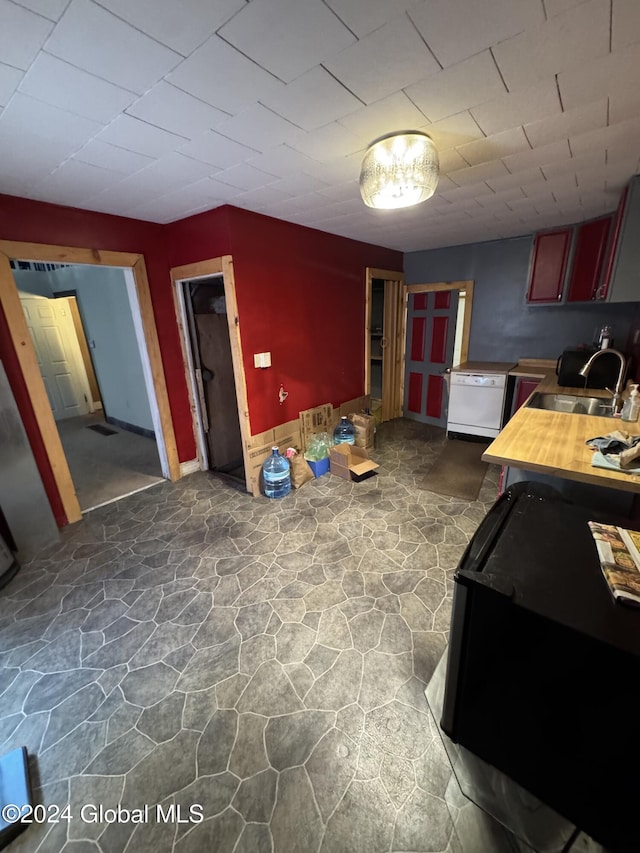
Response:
[0, 240, 182, 525]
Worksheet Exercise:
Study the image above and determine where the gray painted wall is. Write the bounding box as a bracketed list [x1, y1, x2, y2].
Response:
[52, 266, 154, 432]
[404, 236, 639, 362]
[14, 266, 154, 432]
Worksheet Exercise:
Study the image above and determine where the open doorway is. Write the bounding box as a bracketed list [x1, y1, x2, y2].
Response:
[14, 260, 164, 512]
[182, 275, 244, 484]
[171, 256, 252, 494]
[0, 242, 180, 525]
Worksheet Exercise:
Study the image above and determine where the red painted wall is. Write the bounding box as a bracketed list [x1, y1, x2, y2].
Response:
[1, 194, 402, 525]
[0, 193, 200, 524]
[167, 206, 403, 435]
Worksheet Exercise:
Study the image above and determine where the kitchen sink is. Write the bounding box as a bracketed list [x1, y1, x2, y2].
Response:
[525, 392, 613, 416]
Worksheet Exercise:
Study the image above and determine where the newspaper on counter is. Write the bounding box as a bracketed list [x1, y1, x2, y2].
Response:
[588, 521, 640, 607]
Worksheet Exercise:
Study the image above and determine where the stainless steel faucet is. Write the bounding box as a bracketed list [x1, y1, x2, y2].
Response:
[578, 348, 627, 414]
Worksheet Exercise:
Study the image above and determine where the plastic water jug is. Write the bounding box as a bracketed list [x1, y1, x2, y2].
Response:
[262, 447, 291, 498]
[333, 416, 355, 445]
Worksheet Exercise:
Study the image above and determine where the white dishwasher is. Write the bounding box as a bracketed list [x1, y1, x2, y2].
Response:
[447, 371, 508, 439]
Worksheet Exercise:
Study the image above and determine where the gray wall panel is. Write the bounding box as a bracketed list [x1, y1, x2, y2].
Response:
[404, 236, 638, 362]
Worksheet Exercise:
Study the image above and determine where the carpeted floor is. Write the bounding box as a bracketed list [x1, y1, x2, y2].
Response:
[419, 439, 490, 501]
[56, 413, 164, 512]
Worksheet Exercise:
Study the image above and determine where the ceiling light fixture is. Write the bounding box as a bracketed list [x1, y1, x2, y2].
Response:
[359, 131, 439, 210]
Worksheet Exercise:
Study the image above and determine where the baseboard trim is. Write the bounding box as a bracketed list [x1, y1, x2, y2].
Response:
[105, 416, 155, 440]
[179, 459, 202, 476]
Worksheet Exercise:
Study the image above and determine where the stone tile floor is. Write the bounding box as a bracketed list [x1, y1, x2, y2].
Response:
[1, 420, 502, 853]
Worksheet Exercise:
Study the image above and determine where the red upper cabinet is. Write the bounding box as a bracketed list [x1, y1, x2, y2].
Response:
[565, 215, 613, 302]
[526, 228, 572, 303]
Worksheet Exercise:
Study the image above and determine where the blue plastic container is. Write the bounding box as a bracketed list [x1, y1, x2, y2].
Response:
[262, 447, 291, 498]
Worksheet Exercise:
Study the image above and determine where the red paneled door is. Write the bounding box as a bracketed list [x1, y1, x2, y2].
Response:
[403, 290, 459, 428]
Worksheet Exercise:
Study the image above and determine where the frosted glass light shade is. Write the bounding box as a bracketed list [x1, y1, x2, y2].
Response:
[359, 132, 439, 210]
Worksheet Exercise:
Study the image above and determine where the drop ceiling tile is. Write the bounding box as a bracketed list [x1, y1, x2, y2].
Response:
[609, 89, 640, 123]
[81, 179, 156, 211]
[126, 82, 228, 139]
[423, 111, 484, 149]
[269, 172, 329, 196]
[215, 104, 302, 153]
[486, 166, 547, 192]
[219, 0, 355, 83]
[233, 185, 294, 210]
[523, 99, 607, 148]
[503, 139, 571, 173]
[260, 66, 362, 132]
[178, 131, 258, 169]
[456, 127, 531, 166]
[209, 164, 278, 192]
[0, 64, 23, 108]
[0, 129, 76, 184]
[11, 0, 68, 20]
[492, 0, 609, 92]
[405, 51, 507, 123]
[439, 181, 495, 203]
[570, 117, 640, 157]
[19, 53, 136, 124]
[447, 159, 510, 187]
[558, 43, 640, 111]
[409, 0, 544, 68]
[167, 36, 283, 115]
[94, 0, 245, 56]
[199, 176, 246, 202]
[45, 0, 182, 95]
[541, 148, 605, 178]
[246, 144, 324, 179]
[439, 148, 472, 172]
[0, 0, 53, 70]
[316, 181, 359, 202]
[106, 154, 215, 202]
[33, 159, 118, 204]
[124, 184, 223, 220]
[325, 0, 418, 38]
[325, 16, 440, 106]
[97, 115, 187, 157]
[0, 92, 103, 147]
[73, 140, 155, 174]
[612, 0, 640, 50]
[290, 123, 363, 162]
[338, 92, 428, 146]
[471, 80, 562, 136]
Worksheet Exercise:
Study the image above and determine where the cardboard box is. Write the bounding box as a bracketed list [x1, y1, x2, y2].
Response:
[349, 412, 375, 450]
[339, 395, 370, 417]
[246, 418, 301, 497]
[329, 444, 379, 482]
[299, 403, 333, 450]
[306, 456, 330, 478]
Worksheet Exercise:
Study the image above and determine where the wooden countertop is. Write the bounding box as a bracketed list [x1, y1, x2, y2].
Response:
[483, 364, 640, 493]
[452, 360, 517, 374]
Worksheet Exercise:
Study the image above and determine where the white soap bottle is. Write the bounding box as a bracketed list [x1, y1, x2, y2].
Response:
[621, 384, 640, 422]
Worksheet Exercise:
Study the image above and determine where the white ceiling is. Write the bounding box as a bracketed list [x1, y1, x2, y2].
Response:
[1, 0, 639, 251]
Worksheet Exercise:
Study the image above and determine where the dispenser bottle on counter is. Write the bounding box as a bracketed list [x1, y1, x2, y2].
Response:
[621, 385, 640, 422]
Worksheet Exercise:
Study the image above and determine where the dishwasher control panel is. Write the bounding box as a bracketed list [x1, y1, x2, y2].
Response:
[450, 372, 506, 389]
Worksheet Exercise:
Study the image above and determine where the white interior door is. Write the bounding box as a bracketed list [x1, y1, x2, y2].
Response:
[20, 294, 92, 421]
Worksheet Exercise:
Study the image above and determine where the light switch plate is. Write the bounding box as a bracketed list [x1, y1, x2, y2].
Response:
[254, 352, 271, 368]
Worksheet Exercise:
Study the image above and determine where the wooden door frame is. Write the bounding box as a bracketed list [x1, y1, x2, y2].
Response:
[365, 268, 406, 421]
[0, 241, 181, 525]
[170, 256, 252, 494]
[405, 280, 474, 367]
